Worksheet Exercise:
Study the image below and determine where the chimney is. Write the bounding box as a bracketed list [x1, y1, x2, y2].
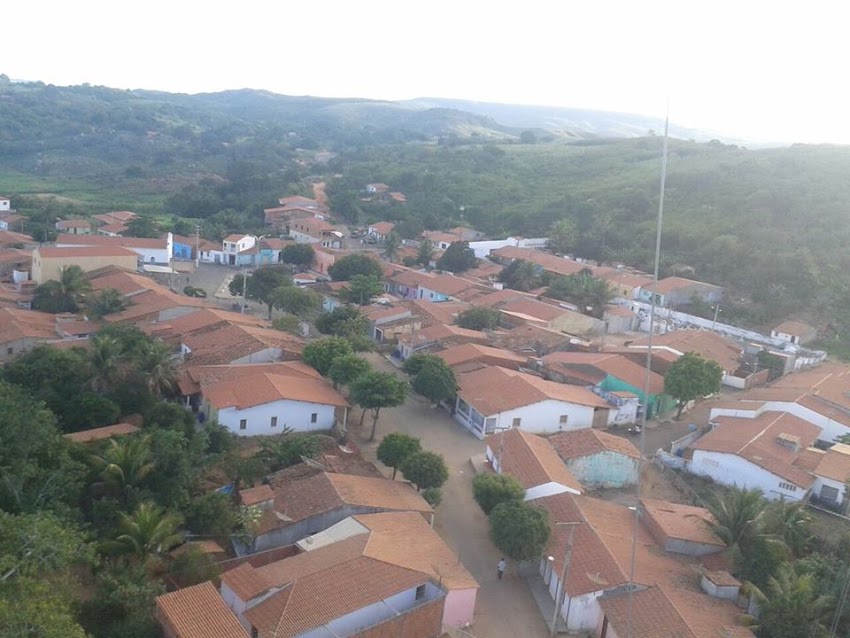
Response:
[775, 433, 801, 453]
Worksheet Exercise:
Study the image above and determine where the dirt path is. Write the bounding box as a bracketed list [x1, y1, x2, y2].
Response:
[311, 181, 329, 206]
[348, 354, 551, 638]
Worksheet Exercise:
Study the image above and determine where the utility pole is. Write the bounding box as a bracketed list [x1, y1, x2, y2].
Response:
[194, 224, 200, 268]
[711, 304, 721, 331]
[240, 269, 249, 314]
[550, 523, 579, 636]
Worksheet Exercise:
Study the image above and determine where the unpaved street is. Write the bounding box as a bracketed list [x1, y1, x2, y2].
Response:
[350, 354, 551, 638]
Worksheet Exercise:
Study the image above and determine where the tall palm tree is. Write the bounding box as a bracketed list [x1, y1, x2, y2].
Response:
[703, 486, 769, 551]
[749, 563, 834, 638]
[767, 500, 812, 557]
[137, 340, 177, 397]
[417, 239, 435, 266]
[87, 287, 127, 319]
[106, 501, 184, 570]
[58, 265, 91, 307]
[88, 334, 125, 393]
[383, 232, 400, 263]
[92, 435, 154, 502]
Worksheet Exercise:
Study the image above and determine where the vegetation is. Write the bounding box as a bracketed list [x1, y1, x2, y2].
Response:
[546, 269, 614, 318]
[327, 353, 372, 390]
[499, 259, 542, 292]
[279, 243, 315, 270]
[437, 241, 477, 273]
[316, 305, 369, 339]
[32, 265, 91, 313]
[456, 306, 501, 330]
[328, 253, 384, 281]
[377, 433, 422, 480]
[664, 352, 724, 418]
[349, 371, 408, 441]
[473, 473, 525, 514]
[489, 500, 550, 561]
[406, 356, 457, 406]
[749, 564, 834, 638]
[302, 337, 355, 376]
[269, 286, 319, 318]
[399, 451, 449, 491]
[341, 274, 384, 305]
[228, 267, 293, 319]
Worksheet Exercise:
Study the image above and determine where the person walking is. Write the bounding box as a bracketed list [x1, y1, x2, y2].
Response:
[497, 558, 506, 580]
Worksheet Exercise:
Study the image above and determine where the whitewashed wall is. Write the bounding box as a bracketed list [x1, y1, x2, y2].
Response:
[688, 450, 807, 501]
[211, 399, 336, 436]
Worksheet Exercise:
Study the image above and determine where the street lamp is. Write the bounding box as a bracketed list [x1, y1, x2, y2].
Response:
[711, 304, 721, 330]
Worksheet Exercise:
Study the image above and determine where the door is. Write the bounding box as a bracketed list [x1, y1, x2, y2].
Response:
[592, 407, 609, 429]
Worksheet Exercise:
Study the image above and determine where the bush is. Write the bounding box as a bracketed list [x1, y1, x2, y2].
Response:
[185, 492, 238, 539]
[473, 473, 525, 514]
[377, 432, 421, 479]
[456, 307, 501, 330]
[489, 500, 551, 561]
[422, 487, 442, 507]
[400, 451, 449, 491]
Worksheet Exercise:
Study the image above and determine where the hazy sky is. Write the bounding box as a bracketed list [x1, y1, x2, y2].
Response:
[6, 1, 849, 144]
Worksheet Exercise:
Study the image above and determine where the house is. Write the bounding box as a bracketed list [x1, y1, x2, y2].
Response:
[289, 218, 343, 249]
[257, 237, 289, 265]
[199, 366, 348, 436]
[398, 323, 490, 360]
[365, 182, 391, 195]
[294, 512, 478, 628]
[686, 411, 820, 500]
[771, 320, 818, 345]
[436, 343, 527, 373]
[548, 429, 640, 489]
[146, 307, 268, 346]
[63, 423, 141, 444]
[540, 352, 673, 418]
[0, 307, 63, 362]
[361, 304, 420, 343]
[367, 221, 395, 240]
[0, 249, 33, 281]
[810, 443, 850, 510]
[0, 196, 10, 212]
[593, 266, 654, 300]
[489, 323, 576, 357]
[637, 276, 724, 308]
[235, 471, 433, 553]
[485, 428, 582, 500]
[0, 229, 35, 248]
[422, 230, 462, 251]
[97, 222, 128, 236]
[156, 581, 249, 638]
[454, 366, 614, 439]
[603, 303, 638, 333]
[490, 246, 587, 278]
[479, 293, 605, 337]
[32, 246, 139, 284]
[170, 234, 195, 261]
[55, 232, 173, 264]
[93, 210, 138, 225]
[55, 219, 91, 235]
[264, 197, 329, 229]
[312, 245, 337, 275]
[535, 492, 753, 636]
[638, 498, 726, 556]
[222, 234, 257, 267]
[181, 323, 304, 366]
[198, 238, 224, 264]
[710, 364, 850, 442]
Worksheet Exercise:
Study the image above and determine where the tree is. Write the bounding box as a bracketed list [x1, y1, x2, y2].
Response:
[328, 253, 384, 281]
[229, 267, 293, 319]
[416, 238, 435, 266]
[489, 500, 551, 561]
[377, 432, 421, 479]
[258, 433, 322, 472]
[546, 269, 613, 318]
[402, 354, 444, 376]
[664, 352, 724, 418]
[473, 473, 525, 514]
[349, 372, 408, 441]
[456, 306, 501, 330]
[399, 451, 449, 491]
[342, 274, 384, 305]
[279, 243, 315, 270]
[32, 265, 91, 313]
[499, 259, 542, 291]
[136, 339, 177, 397]
[316, 305, 368, 338]
[106, 501, 184, 568]
[422, 487, 442, 507]
[437, 241, 477, 273]
[86, 287, 127, 318]
[327, 353, 371, 390]
[383, 233, 400, 263]
[88, 334, 126, 393]
[410, 357, 457, 406]
[125, 216, 158, 238]
[766, 500, 812, 557]
[750, 563, 833, 638]
[270, 285, 319, 317]
[302, 337, 355, 375]
[547, 219, 576, 255]
[703, 486, 769, 551]
[78, 563, 164, 638]
[185, 492, 238, 540]
[519, 130, 537, 144]
[93, 435, 155, 503]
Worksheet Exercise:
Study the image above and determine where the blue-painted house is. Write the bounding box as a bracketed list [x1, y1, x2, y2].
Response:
[171, 234, 195, 261]
[548, 428, 640, 489]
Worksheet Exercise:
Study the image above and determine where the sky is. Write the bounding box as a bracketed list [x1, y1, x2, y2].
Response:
[5, 1, 850, 144]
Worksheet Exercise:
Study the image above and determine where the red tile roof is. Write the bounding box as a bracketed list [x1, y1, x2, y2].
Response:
[57, 232, 166, 250]
[204, 371, 347, 410]
[486, 428, 582, 493]
[549, 428, 641, 461]
[0, 307, 58, 344]
[436, 343, 526, 370]
[64, 422, 140, 443]
[37, 246, 138, 259]
[240, 484, 275, 506]
[642, 276, 723, 295]
[814, 444, 850, 483]
[598, 586, 697, 638]
[156, 581, 248, 638]
[182, 323, 304, 365]
[369, 221, 395, 235]
[640, 498, 724, 548]
[543, 351, 665, 395]
[772, 320, 816, 337]
[456, 366, 609, 416]
[631, 330, 742, 373]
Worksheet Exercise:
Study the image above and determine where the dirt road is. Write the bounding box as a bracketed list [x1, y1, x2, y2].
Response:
[350, 354, 551, 638]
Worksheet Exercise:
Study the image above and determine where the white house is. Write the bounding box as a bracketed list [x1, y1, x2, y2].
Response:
[810, 443, 850, 510]
[485, 428, 582, 500]
[367, 221, 395, 241]
[201, 369, 347, 436]
[222, 234, 257, 266]
[0, 197, 10, 212]
[55, 232, 173, 264]
[771, 320, 818, 346]
[687, 411, 820, 500]
[454, 366, 614, 439]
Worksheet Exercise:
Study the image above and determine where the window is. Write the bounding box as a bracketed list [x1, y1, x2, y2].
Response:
[512, 417, 521, 428]
[6, 347, 12, 355]
[821, 485, 840, 502]
[778, 482, 797, 492]
[239, 419, 247, 430]
[270, 416, 278, 428]
[415, 584, 426, 601]
[559, 415, 568, 425]
[311, 412, 318, 423]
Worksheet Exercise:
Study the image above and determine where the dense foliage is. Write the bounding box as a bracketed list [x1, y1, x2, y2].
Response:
[473, 473, 525, 515]
[376, 433, 422, 480]
[489, 500, 551, 562]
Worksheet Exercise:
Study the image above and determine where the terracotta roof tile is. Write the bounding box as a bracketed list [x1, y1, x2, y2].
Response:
[599, 586, 697, 638]
[156, 581, 248, 638]
[456, 366, 609, 416]
[220, 562, 276, 601]
[436, 343, 526, 370]
[36, 245, 138, 259]
[182, 323, 304, 365]
[642, 276, 723, 295]
[814, 444, 850, 483]
[631, 330, 741, 373]
[178, 361, 320, 395]
[369, 221, 395, 235]
[64, 423, 140, 443]
[549, 428, 641, 461]
[57, 232, 166, 250]
[486, 428, 582, 493]
[0, 307, 58, 343]
[203, 371, 347, 410]
[240, 484, 275, 506]
[543, 352, 665, 395]
[640, 498, 724, 548]
[773, 320, 816, 337]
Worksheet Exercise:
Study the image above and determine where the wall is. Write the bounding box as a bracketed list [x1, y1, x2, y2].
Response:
[468, 238, 519, 258]
[812, 475, 845, 507]
[1, 337, 54, 363]
[442, 588, 477, 629]
[231, 346, 282, 365]
[711, 400, 849, 443]
[220, 582, 250, 632]
[455, 399, 596, 440]
[566, 451, 638, 489]
[173, 242, 192, 260]
[33, 252, 139, 284]
[539, 559, 606, 632]
[688, 450, 807, 501]
[356, 596, 444, 638]
[214, 400, 336, 436]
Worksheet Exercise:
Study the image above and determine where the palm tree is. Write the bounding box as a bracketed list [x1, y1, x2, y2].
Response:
[136, 339, 177, 397]
[58, 265, 91, 307]
[383, 232, 400, 263]
[416, 239, 435, 266]
[87, 287, 127, 318]
[767, 500, 812, 557]
[703, 486, 769, 551]
[106, 501, 184, 571]
[749, 563, 834, 638]
[92, 435, 154, 502]
[88, 334, 125, 393]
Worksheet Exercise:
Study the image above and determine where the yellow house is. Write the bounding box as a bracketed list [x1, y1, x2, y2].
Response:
[32, 246, 138, 284]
